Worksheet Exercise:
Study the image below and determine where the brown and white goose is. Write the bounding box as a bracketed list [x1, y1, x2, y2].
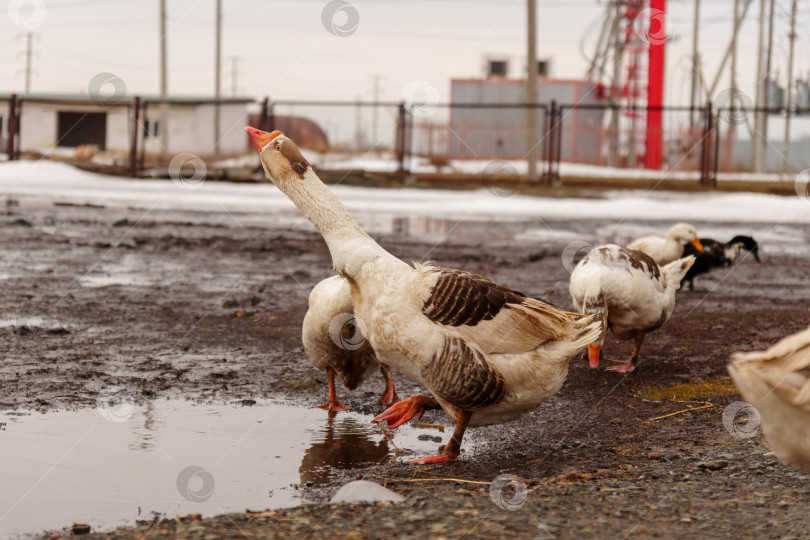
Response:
[245, 127, 602, 464]
[303, 275, 398, 412]
[569, 245, 694, 374]
[728, 326, 810, 472]
[627, 223, 703, 265]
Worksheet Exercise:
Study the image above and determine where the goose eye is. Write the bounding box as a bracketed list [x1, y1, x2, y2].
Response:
[275, 144, 281, 150]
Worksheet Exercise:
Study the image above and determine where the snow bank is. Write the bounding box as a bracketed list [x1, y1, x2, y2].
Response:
[0, 160, 807, 225]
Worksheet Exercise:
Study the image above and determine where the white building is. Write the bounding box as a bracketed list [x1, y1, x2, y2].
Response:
[0, 94, 253, 159]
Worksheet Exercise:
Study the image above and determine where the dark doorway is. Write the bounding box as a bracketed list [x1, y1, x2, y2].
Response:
[57, 112, 107, 150]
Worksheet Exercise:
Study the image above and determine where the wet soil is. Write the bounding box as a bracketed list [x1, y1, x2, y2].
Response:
[1, 202, 809, 539]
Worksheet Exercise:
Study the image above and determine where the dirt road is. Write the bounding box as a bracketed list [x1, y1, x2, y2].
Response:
[1, 201, 808, 539]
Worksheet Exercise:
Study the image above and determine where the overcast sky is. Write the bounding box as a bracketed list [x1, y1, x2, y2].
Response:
[1, 0, 809, 109]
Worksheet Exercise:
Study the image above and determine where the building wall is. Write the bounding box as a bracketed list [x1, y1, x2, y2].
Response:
[4, 100, 248, 159]
[142, 103, 247, 157]
[448, 79, 605, 163]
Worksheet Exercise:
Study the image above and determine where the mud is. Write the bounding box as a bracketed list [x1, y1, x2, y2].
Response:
[1, 202, 809, 539]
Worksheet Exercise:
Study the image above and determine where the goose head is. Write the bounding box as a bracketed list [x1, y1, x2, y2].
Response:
[667, 223, 703, 251]
[245, 126, 311, 186]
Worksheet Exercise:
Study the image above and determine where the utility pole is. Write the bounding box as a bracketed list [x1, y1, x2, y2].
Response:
[730, 0, 739, 137]
[689, 0, 701, 129]
[607, 0, 623, 168]
[227, 56, 242, 97]
[159, 0, 169, 162]
[526, 0, 539, 183]
[783, 0, 798, 173]
[752, 0, 766, 172]
[22, 32, 34, 93]
[762, 0, 775, 157]
[213, 0, 222, 161]
[370, 74, 382, 149]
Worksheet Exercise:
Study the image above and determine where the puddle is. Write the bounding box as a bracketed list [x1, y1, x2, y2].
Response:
[0, 315, 67, 331]
[78, 275, 139, 288]
[0, 399, 450, 539]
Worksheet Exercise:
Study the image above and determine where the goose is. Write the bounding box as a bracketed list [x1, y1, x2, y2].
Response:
[245, 126, 602, 464]
[681, 235, 761, 290]
[569, 244, 695, 374]
[728, 326, 810, 472]
[627, 223, 703, 266]
[303, 275, 398, 411]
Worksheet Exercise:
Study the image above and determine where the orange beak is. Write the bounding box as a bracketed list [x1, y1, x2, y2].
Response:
[690, 238, 704, 252]
[244, 126, 281, 152]
[587, 344, 601, 369]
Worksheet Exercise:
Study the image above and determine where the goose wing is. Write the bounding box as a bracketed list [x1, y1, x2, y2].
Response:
[420, 266, 589, 354]
[732, 326, 810, 407]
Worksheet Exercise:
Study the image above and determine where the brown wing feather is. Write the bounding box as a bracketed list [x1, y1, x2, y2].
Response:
[421, 267, 588, 354]
[422, 268, 529, 327]
[421, 336, 505, 410]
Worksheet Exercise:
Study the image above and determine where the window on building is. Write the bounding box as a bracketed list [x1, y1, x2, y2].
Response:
[488, 60, 508, 77]
[144, 118, 159, 138]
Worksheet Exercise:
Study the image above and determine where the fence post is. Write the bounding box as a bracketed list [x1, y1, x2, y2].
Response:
[128, 96, 141, 177]
[712, 105, 720, 184]
[395, 102, 407, 183]
[544, 102, 554, 184]
[699, 101, 715, 187]
[259, 97, 270, 131]
[6, 94, 18, 160]
[545, 101, 561, 186]
[267, 101, 275, 133]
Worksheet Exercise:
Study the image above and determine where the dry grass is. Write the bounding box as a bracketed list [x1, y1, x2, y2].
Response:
[634, 378, 739, 402]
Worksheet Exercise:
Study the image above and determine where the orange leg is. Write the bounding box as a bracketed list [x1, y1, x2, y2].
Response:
[408, 408, 472, 464]
[377, 365, 399, 407]
[606, 334, 644, 374]
[371, 394, 438, 429]
[312, 366, 350, 412]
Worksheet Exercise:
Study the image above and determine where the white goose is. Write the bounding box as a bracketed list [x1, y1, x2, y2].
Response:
[727, 326, 810, 472]
[569, 245, 694, 374]
[245, 127, 602, 463]
[303, 275, 398, 412]
[627, 223, 703, 265]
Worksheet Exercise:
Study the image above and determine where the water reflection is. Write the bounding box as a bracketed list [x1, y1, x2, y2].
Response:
[299, 411, 389, 485]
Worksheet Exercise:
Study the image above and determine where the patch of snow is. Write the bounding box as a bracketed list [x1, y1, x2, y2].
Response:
[0, 160, 808, 228]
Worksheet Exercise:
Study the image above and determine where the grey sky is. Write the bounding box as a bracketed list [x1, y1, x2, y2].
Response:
[1, 0, 808, 109]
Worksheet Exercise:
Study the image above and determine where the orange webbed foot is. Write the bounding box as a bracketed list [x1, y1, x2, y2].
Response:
[407, 454, 456, 464]
[376, 387, 399, 407]
[605, 362, 635, 374]
[371, 395, 430, 429]
[311, 401, 351, 412]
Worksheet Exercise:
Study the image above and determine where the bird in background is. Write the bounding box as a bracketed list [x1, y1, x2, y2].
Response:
[627, 223, 703, 266]
[681, 235, 761, 290]
[569, 244, 695, 374]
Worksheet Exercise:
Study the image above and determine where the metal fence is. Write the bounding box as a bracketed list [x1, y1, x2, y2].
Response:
[5, 92, 810, 185]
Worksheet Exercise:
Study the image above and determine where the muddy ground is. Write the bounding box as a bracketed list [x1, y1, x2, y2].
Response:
[1, 201, 809, 539]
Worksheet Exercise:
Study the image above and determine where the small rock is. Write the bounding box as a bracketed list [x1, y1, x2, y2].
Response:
[697, 460, 730, 471]
[72, 523, 91, 535]
[648, 452, 662, 461]
[329, 480, 405, 504]
[356, 473, 363, 480]
[417, 434, 442, 443]
[595, 469, 613, 478]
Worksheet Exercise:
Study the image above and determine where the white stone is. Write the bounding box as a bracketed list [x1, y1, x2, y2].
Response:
[329, 480, 405, 504]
